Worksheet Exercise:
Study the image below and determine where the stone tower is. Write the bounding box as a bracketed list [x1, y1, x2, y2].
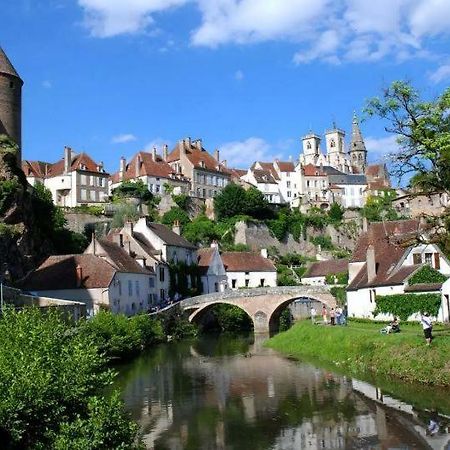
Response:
[349, 113, 367, 173]
[0, 47, 23, 162]
[325, 123, 345, 169]
[301, 133, 321, 165]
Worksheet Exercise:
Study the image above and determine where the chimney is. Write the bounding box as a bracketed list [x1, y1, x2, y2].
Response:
[214, 149, 220, 162]
[362, 217, 369, 233]
[260, 248, 268, 259]
[163, 144, 169, 161]
[97, 161, 104, 172]
[75, 265, 83, 288]
[64, 146, 72, 174]
[366, 244, 376, 283]
[119, 156, 126, 181]
[135, 153, 142, 178]
[172, 220, 181, 235]
[184, 137, 191, 149]
[119, 233, 124, 248]
[222, 159, 227, 168]
[152, 146, 157, 161]
[195, 139, 202, 151]
[179, 139, 186, 155]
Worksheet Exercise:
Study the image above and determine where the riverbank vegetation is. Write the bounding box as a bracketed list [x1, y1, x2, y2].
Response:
[266, 320, 450, 387]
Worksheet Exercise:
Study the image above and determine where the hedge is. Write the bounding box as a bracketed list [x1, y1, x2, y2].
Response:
[374, 293, 441, 321]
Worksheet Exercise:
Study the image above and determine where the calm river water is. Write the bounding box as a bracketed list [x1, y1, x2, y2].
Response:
[115, 334, 450, 450]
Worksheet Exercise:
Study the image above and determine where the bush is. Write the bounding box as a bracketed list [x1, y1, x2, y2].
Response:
[212, 304, 253, 332]
[310, 235, 334, 250]
[182, 215, 220, 245]
[161, 207, 191, 229]
[374, 293, 442, 320]
[0, 307, 139, 449]
[172, 193, 190, 210]
[330, 286, 347, 305]
[325, 271, 349, 285]
[408, 265, 448, 285]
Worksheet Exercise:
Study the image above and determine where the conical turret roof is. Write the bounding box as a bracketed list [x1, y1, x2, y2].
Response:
[0, 47, 22, 80]
[350, 113, 366, 152]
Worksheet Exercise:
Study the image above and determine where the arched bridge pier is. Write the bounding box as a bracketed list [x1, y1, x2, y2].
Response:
[180, 286, 336, 334]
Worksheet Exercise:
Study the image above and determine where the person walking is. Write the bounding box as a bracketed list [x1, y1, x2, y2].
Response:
[322, 305, 328, 324]
[330, 308, 336, 326]
[420, 312, 433, 345]
[310, 306, 317, 324]
[335, 306, 342, 325]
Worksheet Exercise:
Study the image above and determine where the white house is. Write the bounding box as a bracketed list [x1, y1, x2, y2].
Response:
[221, 250, 277, 289]
[347, 219, 450, 321]
[197, 244, 228, 294]
[438, 279, 450, 322]
[22, 146, 109, 207]
[302, 259, 348, 286]
[242, 166, 282, 204]
[20, 249, 156, 317]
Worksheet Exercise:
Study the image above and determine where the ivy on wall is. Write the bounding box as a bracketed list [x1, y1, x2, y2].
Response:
[168, 262, 203, 298]
[374, 293, 441, 320]
[408, 265, 448, 285]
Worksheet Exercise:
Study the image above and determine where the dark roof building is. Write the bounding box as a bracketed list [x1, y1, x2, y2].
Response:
[221, 252, 276, 272]
[303, 259, 349, 279]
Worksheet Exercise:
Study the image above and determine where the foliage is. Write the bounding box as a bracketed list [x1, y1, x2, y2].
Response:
[0, 307, 140, 449]
[360, 191, 399, 222]
[80, 311, 164, 360]
[365, 81, 450, 191]
[161, 207, 191, 229]
[210, 305, 253, 332]
[310, 235, 334, 250]
[68, 205, 104, 216]
[214, 184, 273, 221]
[112, 180, 153, 202]
[160, 305, 198, 340]
[328, 202, 344, 224]
[374, 293, 442, 321]
[278, 308, 293, 331]
[329, 286, 347, 306]
[278, 252, 312, 266]
[111, 202, 140, 229]
[408, 265, 448, 285]
[325, 272, 349, 285]
[168, 262, 203, 298]
[172, 193, 190, 210]
[0, 179, 20, 215]
[276, 264, 298, 286]
[182, 215, 220, 246]
[267, 320, 450, 386]
[224, 243, 251, 252]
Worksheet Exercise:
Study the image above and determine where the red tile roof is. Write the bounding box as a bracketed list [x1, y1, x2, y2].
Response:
[348, 219, 424, 290]
[21, 160, 50, 178]
[303, 259, 348, 278]
[254, 162, 280, 180]
[110, 151, 183, 183]
[167, 141, 229, 174]
[302, 164, 326, 177]
[19, 254, 116, 290]
[252, 169, 278, 184]
[197, 247, 215, 274]
[276, 161, 295, 172]
[221, 252, 276, 272]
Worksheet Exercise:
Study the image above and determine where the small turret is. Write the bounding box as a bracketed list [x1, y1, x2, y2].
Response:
[0, 47, 23, 164]
[349, 113, 367, 172]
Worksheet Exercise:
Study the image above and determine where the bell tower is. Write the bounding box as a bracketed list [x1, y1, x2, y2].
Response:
[349, 113, 367, 173]
[0, 47, 23, 163]
[301, 132, 321, 165]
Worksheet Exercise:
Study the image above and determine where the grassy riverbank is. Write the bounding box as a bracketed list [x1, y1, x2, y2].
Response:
[266, 320, 450, 387]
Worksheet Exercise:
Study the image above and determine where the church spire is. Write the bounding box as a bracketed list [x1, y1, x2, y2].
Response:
[0, 47, 22, 80]
[349, 112, 367, 172]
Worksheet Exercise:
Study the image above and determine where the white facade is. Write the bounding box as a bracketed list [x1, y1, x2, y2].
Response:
[110, 174, 188, 197]
[301, 275, 326, 286]
[200, 248, 228, 294]
[227, 270, 277, 290]
[242, 169, 282, 204]
[439, 279, 450, 322]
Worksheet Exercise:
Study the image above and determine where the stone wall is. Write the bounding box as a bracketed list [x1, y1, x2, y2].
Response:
[64, 212, 112, 236]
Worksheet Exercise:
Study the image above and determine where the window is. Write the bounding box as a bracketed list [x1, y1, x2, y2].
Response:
[202, 188, 206, 198]
[9, 81, 14, 89]
[307, 142, 312, 149]
[232, 279, 237, 289]
[287, 191, 291, 197]
[149, 277, 155, 288]
[286, 172, 290, 178]
[155, 185, 160, 193]
[90, 176, 95, 186]
[118, 280, 122, 296]
[80, 189, 87, 201]
[135, 281, 140, 297]
[159, 267, 165, 282]
[214, 282, 219, 292]
[80, 175, 87, 185]
[330, 139, 336, 148]
[89, 190, 96, 201]
[434, 253, 441, 270]
[128, 280, 132, 296]
[425, 253, 432, 265]
[245, 279, 250, 287]
[306, 180, 310, 187]
[160, 289, 165, 301]
[287, 181, 291, 188]
[412, 253, 422, 265]
[260, 279, 265, 287]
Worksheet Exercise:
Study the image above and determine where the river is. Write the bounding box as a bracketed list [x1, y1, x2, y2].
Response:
[114, 333, 450, 450]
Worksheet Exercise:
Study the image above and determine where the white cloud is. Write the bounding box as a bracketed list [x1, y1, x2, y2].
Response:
[111, 133, 137, 144]
[365, 135, 399, 162]
[78, 0, 189, 37]
[234, 69, 244, 81]
[219, 137, 283, 168]
[429, 64, 450, 84]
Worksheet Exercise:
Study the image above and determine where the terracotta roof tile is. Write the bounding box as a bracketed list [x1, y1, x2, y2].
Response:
[276, 161, 295, 172]
[303, 259, 348, 278]
[252, 169, 278, 184]
[197, 248, 215, 274]
[302, 164, 326, 177]
[21, 160, 50, 178]
[19, 254, 116, 290]
[221, 252, 276, 272]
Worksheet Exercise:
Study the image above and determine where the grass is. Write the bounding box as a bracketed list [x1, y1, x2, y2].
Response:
[266, 320, 450, 387]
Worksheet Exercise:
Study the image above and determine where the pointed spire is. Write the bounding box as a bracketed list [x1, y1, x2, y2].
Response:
[350, 112, 366, 152]
[0, 47, 22, 81]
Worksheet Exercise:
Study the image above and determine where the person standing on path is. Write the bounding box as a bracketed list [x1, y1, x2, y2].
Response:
[310, 306, 317, 324]
[420, 312, 433, 345]
[322, 305, 328, 324]
[330, 308, 336, 326]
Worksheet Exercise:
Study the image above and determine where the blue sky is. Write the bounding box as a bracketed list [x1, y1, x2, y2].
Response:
[2, 0, 450, 174]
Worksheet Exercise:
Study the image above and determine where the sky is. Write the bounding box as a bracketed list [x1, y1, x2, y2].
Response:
[1, 0, 450, 175]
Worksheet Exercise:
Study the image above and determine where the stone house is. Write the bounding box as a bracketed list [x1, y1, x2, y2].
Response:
[392, 191, 450, 219]
[347, 219, 450, 320]
[302, 259, 349, 285]
[20, 246, 156, 317]
[221, 250, 277, 289]
[22, 146, 109, 207]
[166, 137, 230, 199]
[197, 244, 228, 294]
[109, 149, 190, 196]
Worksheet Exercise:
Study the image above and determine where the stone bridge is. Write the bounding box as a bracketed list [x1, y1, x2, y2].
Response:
[180, 286, 336, 333]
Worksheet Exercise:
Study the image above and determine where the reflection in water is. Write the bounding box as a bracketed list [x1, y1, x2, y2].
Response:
[114, 334, 450, 450]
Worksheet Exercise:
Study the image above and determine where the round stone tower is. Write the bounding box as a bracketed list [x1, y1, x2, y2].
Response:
[0, 47, 23, 162]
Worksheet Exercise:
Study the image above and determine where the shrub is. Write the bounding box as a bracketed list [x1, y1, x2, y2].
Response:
[310, 235, 334, 250]
[212, 304, 253, 332]
[172, 193, 190, 210]
[161, 207, 191, 229]
[325, 271, 349, 285]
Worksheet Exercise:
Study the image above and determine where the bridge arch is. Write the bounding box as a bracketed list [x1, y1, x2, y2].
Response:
[181, 287, 336, 334]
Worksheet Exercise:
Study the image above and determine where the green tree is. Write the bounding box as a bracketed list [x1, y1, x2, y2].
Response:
[161, 207, 191, 229]
[182, 215, 220, 245]
[111, 202, 140, 229]
[244, 187, 273, 219]
[328, 202, 344, 224]
[214, 183, 248, 220]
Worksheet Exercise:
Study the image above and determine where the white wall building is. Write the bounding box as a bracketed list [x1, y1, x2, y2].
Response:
[197, 244, 228, 294]
[221, 250, 277, 289]
[302, 259, 348, 286]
